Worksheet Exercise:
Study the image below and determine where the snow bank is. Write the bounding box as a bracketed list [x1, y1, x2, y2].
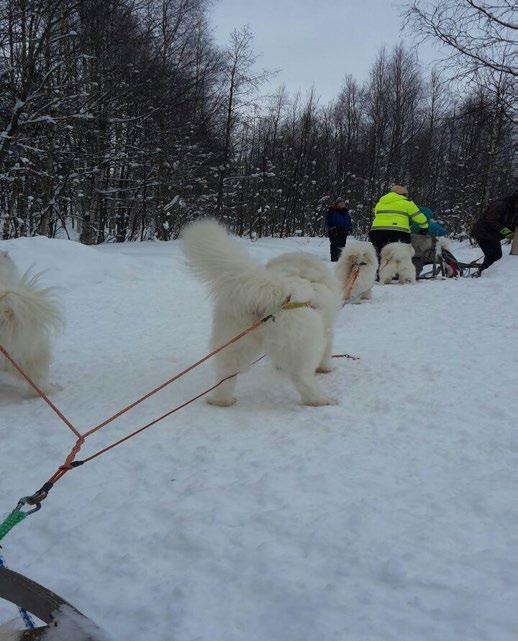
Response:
[0, 236, 142, 290]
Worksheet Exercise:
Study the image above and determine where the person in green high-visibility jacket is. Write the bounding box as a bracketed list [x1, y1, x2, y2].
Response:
[369, 185, 429, 259]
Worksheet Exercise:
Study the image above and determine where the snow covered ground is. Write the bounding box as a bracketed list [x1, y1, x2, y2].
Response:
[0, 233, 517, 641]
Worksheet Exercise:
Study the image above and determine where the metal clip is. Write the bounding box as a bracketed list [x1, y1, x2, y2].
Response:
[16, 495, 43, 516]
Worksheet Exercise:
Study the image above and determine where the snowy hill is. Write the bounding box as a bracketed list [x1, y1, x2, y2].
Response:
[1, 235, 517, 641]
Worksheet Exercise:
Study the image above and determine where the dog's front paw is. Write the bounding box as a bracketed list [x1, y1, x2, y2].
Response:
[206, 396, 237, 407]
[316, 364, 334, 374]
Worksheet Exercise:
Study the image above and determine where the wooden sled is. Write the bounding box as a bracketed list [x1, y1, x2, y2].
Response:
[0, 567, 96, 640]
[412, 235, 482, 279]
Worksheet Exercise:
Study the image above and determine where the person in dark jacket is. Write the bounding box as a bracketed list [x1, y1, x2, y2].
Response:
[325, 198, 352, 261]
[471, 192, 518, 275]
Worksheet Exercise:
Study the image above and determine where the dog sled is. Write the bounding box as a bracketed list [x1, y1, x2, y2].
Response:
[411, 235, 482, 279]
[0, 566, 99, 640]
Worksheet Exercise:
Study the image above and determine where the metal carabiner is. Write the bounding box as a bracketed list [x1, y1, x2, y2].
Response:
[16, 496, 42, 516]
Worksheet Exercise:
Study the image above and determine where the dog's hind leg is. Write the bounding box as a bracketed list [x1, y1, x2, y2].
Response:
[379, 265, 396, 284]
[206, 329, 263, 407]
[398, 265, 416, 284]
[266, 314, 338, 406]
[206, 355, 239, 406]
[316, 330, 334, 374]
[289, 367, 339, 406]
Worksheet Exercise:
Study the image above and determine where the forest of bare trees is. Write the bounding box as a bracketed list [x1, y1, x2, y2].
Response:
[0, 0, 515, 243]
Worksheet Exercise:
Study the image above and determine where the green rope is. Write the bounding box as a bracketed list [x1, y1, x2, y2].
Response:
[0, 508, 28, 542]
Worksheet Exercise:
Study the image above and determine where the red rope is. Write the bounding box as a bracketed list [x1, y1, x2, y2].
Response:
[79, 353, 360, 465]
[1, 318, 273, 494]
[0, 344, 81, 438]
[82, 315, 271, 438]
[71, 352, 358, 465]
[341, 265, 360, 306]
[80, 355, 266, 464]
[2, 312, 359, 497]
[81, 372, 241, 463]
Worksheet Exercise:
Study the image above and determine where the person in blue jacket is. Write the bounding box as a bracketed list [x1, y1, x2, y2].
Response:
[325, 197, 353, 261]
[411, 207, 447, 236]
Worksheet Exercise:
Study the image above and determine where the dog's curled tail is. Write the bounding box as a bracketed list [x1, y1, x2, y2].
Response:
[181, 218, 288, 315]
[181, 218, 255, 288]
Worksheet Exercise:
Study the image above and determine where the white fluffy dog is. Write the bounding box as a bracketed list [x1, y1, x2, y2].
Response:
[335, 241, 378, 303]
[182, 219, 342, 407]
[379, 242, 416, 284]
[0, 251, 63, 394]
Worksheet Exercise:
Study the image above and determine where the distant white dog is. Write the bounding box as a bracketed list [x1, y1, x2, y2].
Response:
[0, 251, 63, 395]
[379, 242, 416, 284]
[182, 219, 342, 407]
[335, 241, 378, 303]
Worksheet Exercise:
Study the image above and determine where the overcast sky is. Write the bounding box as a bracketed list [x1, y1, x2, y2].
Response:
[210, 0, 440, 103]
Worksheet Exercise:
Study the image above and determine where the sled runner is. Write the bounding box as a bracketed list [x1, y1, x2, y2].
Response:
[418, 250, 483, 279]
[0, 567, 96, 639]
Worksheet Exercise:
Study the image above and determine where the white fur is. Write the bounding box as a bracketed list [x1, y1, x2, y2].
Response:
[379, 242, 416, 284]
[182, 219, 342, 407]
[0, 251, 63, 395]
[335, 241, 378, 303]
[435, 236, 450, 254]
